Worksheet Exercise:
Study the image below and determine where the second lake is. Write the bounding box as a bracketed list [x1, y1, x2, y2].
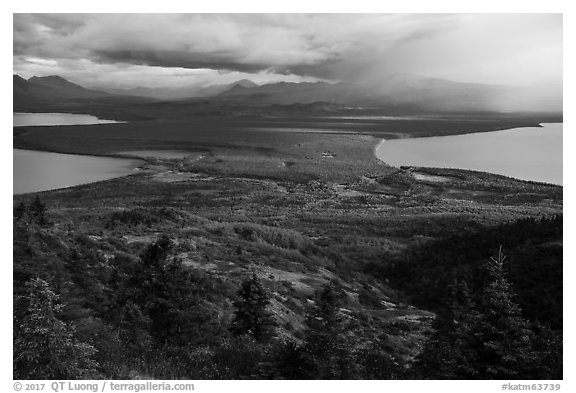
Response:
[376, 123, 563, 185]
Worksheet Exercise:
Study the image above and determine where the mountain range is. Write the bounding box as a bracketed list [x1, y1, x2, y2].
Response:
[209, 74, 561, 113]
[14, 75, 158, 111]
[13, 73, 562, 114]
[14, 75, 108, 102]
[103, 79, 259, 101]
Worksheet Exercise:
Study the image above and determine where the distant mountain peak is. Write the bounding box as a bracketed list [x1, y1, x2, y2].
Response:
[220, 79, 258, 94]
[28, 75, 87, 90]
[13, 74, 135, 110]
[232, 79, 258, 88]
[30, 75, 67, 81]
[224, 84, 251, 94]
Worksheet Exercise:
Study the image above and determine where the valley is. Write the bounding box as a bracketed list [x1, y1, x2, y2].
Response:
[13, 105, 563, 379]
[13, 71, 563, 380]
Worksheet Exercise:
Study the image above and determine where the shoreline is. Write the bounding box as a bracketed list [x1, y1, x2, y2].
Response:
[13, 148, 145, 195]
[13, 112, 124, 127]
[13, 114, 563, 193]
[372, 123, 562, 187]
[13, 146, 147, 163]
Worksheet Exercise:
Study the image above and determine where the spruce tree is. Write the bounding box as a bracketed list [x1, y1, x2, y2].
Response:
[302, 282, 356, 379]
[29, 196, 48, 225]
[140, 235, 173, 267]
[122, 237, 221, 346]
[472, 247, 537, 379]
[230, 274, 276, 342]
[414, 248, 544, 379]
[14, 278, 100, 379]
[414, 279, 480, 379]
[304, 283, 346, 351]
[145, 257, 222, 346]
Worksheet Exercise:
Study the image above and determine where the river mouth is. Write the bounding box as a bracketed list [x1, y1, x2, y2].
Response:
[375, 123, 563, 186]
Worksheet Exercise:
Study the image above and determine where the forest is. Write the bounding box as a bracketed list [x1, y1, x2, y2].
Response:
[13, 196, 562, 379]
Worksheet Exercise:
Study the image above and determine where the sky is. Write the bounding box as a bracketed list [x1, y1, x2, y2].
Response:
[13, 13, 563, 91]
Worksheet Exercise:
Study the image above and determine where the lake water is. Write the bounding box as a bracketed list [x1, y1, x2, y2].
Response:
[13, 112, 139, 194]
[14, 112, 122, 127]
[376, 123, 563, 185]
[13, 149, 142, 195]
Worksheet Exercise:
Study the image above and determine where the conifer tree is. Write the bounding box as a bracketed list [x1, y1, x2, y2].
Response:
[230, 274, 276, 343]
[302, 282, 356, 379]
[123, 236, 221, 345]
[29, 196, 48, 225]
[413, 279, 480, 379]
[140, 235, 173, 267]
[304, 282, 346, 351]
[14, 278, 100, 379]
[472, 247, 538, 379]
[415, 247, 542, 379]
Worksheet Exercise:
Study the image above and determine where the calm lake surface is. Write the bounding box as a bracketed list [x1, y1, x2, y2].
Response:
[376, 123, 563, 185]
[14, 150, 142, 195]
[14, 112, 122, 127]
[13, 113, 139, 195]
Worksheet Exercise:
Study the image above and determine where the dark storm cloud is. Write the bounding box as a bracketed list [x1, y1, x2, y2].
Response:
[13, 13, 562, 90]
[12, 14, 455, 78]
[14, 14, 86, 56]
[91, 49, 271, 74]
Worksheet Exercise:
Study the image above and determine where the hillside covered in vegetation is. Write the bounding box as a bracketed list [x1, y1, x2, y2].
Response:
[13, 126, 563, 379]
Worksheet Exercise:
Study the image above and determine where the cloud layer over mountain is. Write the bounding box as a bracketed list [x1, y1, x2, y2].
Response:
[14, 13, 562, 95]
